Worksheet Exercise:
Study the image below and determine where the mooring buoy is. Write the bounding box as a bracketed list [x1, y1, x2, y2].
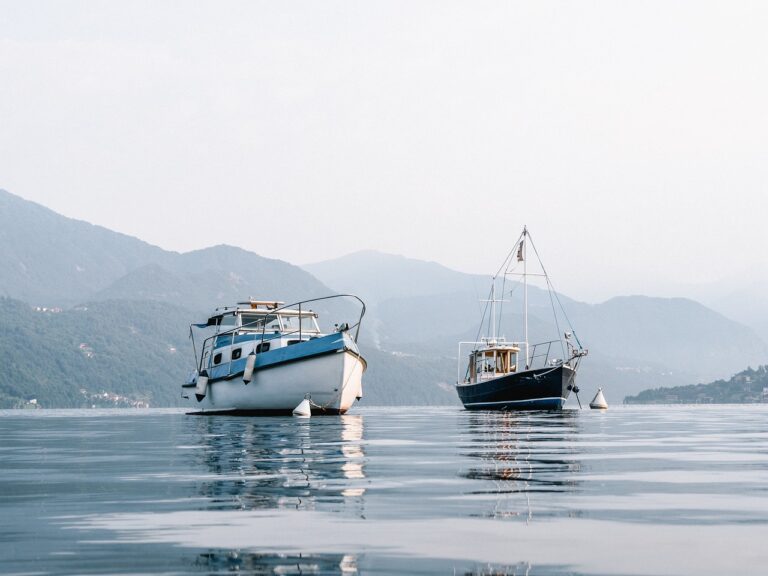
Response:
[589, 387, 608, 409]
[293, 397, 312, 418]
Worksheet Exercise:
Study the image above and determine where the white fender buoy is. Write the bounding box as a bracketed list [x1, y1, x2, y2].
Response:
[243, 352, 256, 384]
[293, 397, 312, 418]
[590, 388, 608, 409]
[195, 371, 209, 402]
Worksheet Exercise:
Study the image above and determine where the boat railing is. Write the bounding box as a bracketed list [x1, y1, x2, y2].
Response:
[457, 339, 568, 384]
[193, 294, 366, 374]
[528, 339, 562, 369]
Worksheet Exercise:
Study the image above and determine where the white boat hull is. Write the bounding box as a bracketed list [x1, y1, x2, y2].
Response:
[183, 349, 365, 415]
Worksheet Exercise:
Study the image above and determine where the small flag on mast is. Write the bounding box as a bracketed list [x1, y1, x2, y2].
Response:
[517, 240, 524, 262]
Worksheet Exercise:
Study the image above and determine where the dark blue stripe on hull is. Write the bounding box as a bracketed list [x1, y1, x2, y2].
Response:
[462, 397, 565, 411]
[457, 365, 575, 411]
[207, 332, 350, 382]
[186, 407, 346, 416]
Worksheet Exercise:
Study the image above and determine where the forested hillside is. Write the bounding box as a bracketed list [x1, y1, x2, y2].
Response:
[0, 298, 192, 408]
[2, 188, 766, 407]
[0, 297, 458, 409]
[625, 366, 768, 404]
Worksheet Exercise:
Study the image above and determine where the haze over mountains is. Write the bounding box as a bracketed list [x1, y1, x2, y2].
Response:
[0, 189, 453, 407]
[306, 250, 768, 401]
[1, 188, 766, 408]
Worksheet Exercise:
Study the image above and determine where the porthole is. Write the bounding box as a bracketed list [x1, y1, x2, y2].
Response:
[213, 353, 222, 364]
[232, 348, 242, 360]
[256, 342, 271, 353]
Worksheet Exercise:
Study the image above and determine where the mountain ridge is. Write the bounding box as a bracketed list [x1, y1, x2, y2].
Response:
[305, 246, 768, 403]
[1, 188, 765, 407]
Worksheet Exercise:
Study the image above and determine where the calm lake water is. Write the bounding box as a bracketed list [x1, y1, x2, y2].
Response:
[1, 405, 767, 575]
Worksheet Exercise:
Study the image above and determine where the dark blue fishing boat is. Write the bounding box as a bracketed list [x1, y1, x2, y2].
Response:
[456, 227, 587, 411]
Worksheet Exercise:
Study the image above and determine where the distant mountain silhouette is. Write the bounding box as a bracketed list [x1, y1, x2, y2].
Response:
[307, 252, 768, 403]
[1, 188, 765, 407]
[570, 295, 765, 377]
[0, 189, 456, 407]
[0, 189, 336, 312]
[0, 189, 170, 305]
[305, 250, 486, 304]
[94, 245, 334, 315]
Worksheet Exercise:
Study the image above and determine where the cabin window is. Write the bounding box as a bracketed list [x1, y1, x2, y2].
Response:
[300, 316, 319, 333]
[213, 353, 222, 365]
[220, 315, 237, 328]
[476, 355, 494, 374]
[231, 348, 242, 360]
[496, 352, 508, 373]
[241, 314, 281, 332]
[281, 315, 299, 332]
[256, 342, 271, 353]
[287, 339, 301, 346]
[282, 315, 320, 333]
[240, 314, 260, 329]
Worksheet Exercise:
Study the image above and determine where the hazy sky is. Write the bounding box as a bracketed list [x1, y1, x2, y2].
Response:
[1, 1, 766, 302]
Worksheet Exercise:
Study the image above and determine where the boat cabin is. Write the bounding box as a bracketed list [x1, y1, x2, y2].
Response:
[206, 300, 321, 336]
[199, 300, 325, 374]
[468, 341, 520, 384]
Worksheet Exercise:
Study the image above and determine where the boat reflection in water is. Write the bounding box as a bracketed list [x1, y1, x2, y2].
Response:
[185, 414, 366, 574]
[193, 550, 359, 575]
[459, 409, 582, 520]
[188, 414, 366, 512]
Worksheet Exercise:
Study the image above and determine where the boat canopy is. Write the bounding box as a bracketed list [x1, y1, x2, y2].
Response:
[203, 306, 320, 333]
[237, 300, 284, 310]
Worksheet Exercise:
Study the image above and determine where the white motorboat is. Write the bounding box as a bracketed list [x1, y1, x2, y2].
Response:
[182, 295, 367, 415]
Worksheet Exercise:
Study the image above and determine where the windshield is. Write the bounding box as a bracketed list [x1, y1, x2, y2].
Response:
[280, 314, 320, 333]
[240, 313, 280, 332]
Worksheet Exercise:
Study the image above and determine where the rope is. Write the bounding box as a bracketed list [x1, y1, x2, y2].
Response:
[308, 351, 363, 411]
[545, 277, 566, 360]
[526, 232, 577, 358]
[465, 284, 494, 382]
[493, 229, 526, 278]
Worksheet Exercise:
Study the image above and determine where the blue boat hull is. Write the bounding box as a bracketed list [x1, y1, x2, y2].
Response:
[456, 365, 576, 411]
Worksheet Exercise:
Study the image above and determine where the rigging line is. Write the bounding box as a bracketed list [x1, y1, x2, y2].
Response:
[526, 231, 581, 347]
[499, 256, 525, 343]
[521, 231, 566, 358]
[466, 283, 494, 381]
[485, 281, 494, 343]
[473, 280, 484, 318]
[493, 229, 526, 279]
[497, 270, 508, 339]
[489, 229, 526, 339]
[552, 286, 582, 348]
[545, 276, 566, 360]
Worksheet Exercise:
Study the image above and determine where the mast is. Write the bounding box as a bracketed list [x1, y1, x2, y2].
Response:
[523, 226, 529, 368]
[491, 278, 497, 343]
